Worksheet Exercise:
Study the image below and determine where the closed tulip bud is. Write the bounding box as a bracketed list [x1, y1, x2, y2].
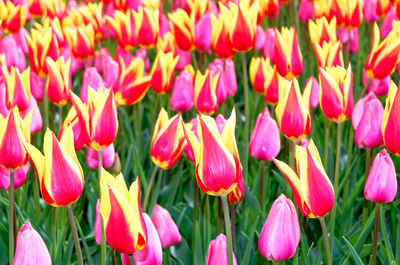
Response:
[134, 6, 159, 47]
[64, 24, 95, 59]
[113, 59, 151, 106]
[352, 92, 384, 149]
[59, 106, 85, 151]
[151, 109, 187, 169]
[249, 57, 268, 94]
[87, 144, 115, 169]
[170, 69, 194, 112]
[71, 87, 118, 150]
[258, 194, 300, 261]
[0, 35, 26, 72]
[365, 22, 400, 79]
[274, 139, 335, 218]
[100, 170, 147, 254]
[227, 172, 244, 204]
[211, 13, 236, 58]
[364, 0, 379, 22]
[308, 17, 337, 46]
[194, 70, 219, 115]
[0, 163, 29, 191]
[225, 59, 237, 97]
[298, 0, 314, 22]
[276, 77, 312, 141]
[150, 51, 179, 94]
[45, 57, 72, 106]
[194, 11, 212, 52]
[0, 2, 27, 34]
[250, 107, 281, 161]
[152, 204, 181, 248]
[169, 9, 194, 51]
[24, 127, 84, 207]
[364, 149, 398, 203]
[13, 222, 51, 265]
[81, 68, 105, 103]
[274, 26, 303, 79]
[176, 48, 191, 70]
[263, 28, 276, 63]
[313, 41, 344, 69]
[0, 107, 32, 170]
[30, 71, 44, 101]
[206, 234, 237, 265]
[306, 77, 320, 109]
[255, 26, 266, 51]
[1, 65, 31, 111]
[363, 71, 390, 97]
[183, 108, 241, 196]
[106, 10, 137, 50]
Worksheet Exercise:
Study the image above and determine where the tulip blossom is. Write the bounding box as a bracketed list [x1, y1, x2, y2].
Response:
[45, 57, 72, 106]
[276, 78, 311, 141]
[249, 57, 268, 94]
[71, 87, 118, 150]
[299, 0, 314, 22]
[24, 127, 84, 207]
[330, 0, 363, 28]
[274, 140, 334, 218]
[30, 71, 44, 101]
[59, 106, 85, 151]
[152, 204, 181, 248]
[1, 65, 31, 111]
[352, 92, 384, 149]
[194, 11, 212, 52]
[206, 234, 237, 265]
[382, 81, 400, 156]
[0, 35, 26, 72]
[157, 32, 177, 55]
[225, 59, 238, 97]
[274, 26, 303, 79]
[106, 10, 137, 50]
[319, 64, 353, 123]
[340, 27, 359, 54]
[150, 51, 179, 94]
[313, 41, 344, 69]
[306, 77, 320, 109]
[169, 9, 194, 51]
[308, 17, 337, 46]
[364, 149, 398, 203]
[0, 163, 29, 190]
[151, 109, 187, 170]
[13, 222, 51, 265]
[64, 24, 95, 59]
[183, 108, 241, 196]
[250, 107, 281, 161]
[263, 28, 276, 63]
[134, 6, 159, 47]
[208, 59, 228, 104]
[381, 8, 397, 38]
[227, 172, 245, 205]
[0, 2, 27, 34]
[258, 194, 300, 261]
[260, 0, 279, 18]
[87, 144, 115, 169]
[210, 13, 235, 58]
[81, 68, 105, 103]
[365, 22, 400, 79]
[363, 71, 390, 97]
[194, 70, 219, 115]
[100, 169, 147, 254]
[0, 108, 32, 170]
[170, 69, 194, 112]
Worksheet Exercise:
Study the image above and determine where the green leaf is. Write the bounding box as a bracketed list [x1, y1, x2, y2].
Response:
[240, 215, 259, 265]
[75, 216, 95, 265]
[380, 206, 395, 263]
[342, 236, 364, 265]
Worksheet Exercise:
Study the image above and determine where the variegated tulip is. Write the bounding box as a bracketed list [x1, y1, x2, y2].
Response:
[150, 51, 179, 94]
[382, 81, 400, 156]
[0, 2, 27, 34]
[45, 57, 72, 106]
[105, 10, 137, 50]
[1, 65, 31, 112]
[194, 70, 219, 115]
[134, 6, 159, 47]
[210, 13, 235, 58]
[169, 9, 194, 51]
[64, 24, 95, 59]
[313, 41, 344, 69]
[330, 0, 363, 28]
[308, 17, 337, 46]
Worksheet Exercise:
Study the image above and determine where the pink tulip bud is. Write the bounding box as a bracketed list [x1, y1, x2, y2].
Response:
[87, 144, 116, 169]
[352, 92, 384, 149]
[298, 0, 314, 22]
[362, 70, 390, 97]
[159, 13, 171, 37]
[0, 163, 29, 190]
[95, 48, 112, 74]
[364, 149, 398, 203]
[30, 71, 44, 101]
[263, 28, 276, 64]
[363, 0, 379, 22]
[195, 11, 212, 52]
[206, 234, 237, 265]
[13, 222, 52, 265]
[208, 60, 228, 104]
[151, 204, 181, 248]
[249, 107, 280, 161]
[215, 113, 227, 134]
[225, 59, 237, 97]
[255, 26, 266, 51]
[381, 8, 397, 38]
[170, 70, 194, 112]
[0, 35, 26, 72]
[104, 55, 119, 89]
[258, 194, 300, 261]
[340, 28, 359, 54]
[176, 48, 191, 71]
[81, 68, 105, 103]
[13, 27, 29, 54]
[306, 76, 320, 108]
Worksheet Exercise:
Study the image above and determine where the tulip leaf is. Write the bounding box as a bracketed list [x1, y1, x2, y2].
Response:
[240, 215, 259, 265]
[380, 206, 395, 263]
[342, 236, 364, 265]
[74, 215, 95, 265]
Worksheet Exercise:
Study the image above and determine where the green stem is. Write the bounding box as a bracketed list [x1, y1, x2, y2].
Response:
[98, 150, 106, 265]
[259, 160, 265, 207]
[217, 197, 222, 234]
[51, 207, 57, 258]
[31, 171, 41, 223]
[112, 250, 117, 265]
[230, 205, 236, 252]
[66, 206, 84, 265]
[221, 195, 234, 265]
[9, 170, 14, 264]
[273, 262, 279, 265]
[362, 148, 372, 226]
[241, 52, 250, 183]
[323, 120, 330, 168]
[319, 217, 333, 265]
[191, 51, 199, 70]
[151, 94, 160, 132]
[143, 166, 159, 211]
[371, 203, 381, 265]
[166, 247, 171, 265]
[129, 254, 135, 265]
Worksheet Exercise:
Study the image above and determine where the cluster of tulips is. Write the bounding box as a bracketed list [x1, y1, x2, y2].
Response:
[1, 0, 400, 264]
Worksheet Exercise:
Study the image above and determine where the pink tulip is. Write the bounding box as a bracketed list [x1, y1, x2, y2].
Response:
[13, 28, 29, 54]
[152, 204, 181, 248]
[95, 199, 101, 244]
[30, 71, 44, 101]
[363, 0, 379, 22]
[170, 70, 194, 112]
[87, 144, 116, 169]
[364, 149, 398, 203]
[225, 59, 237, 97]
[307, 76, 320, 108]
[381, 8, 398, 38]
[159, 13, 170, 37]
[263, 28, 276, 64]
[60, 47, 81, 76]
[95, 48, 113, 74]
[298, 0, 314, 22]
[249, 107, 280, 161]
[340, 28, 359, 54]
[115, 46, 131, 68]
[206, 234, 237, 265]
[22, 97, 42, 134]
[0, 35, 26, 72]
[362, 70, 390, 97]
[0, 163, 29, 190]
[194, 11, 212, 52]
[122, 213, 163, 265]
[352, 92, 384, 149]
[255, 26, 266, 51]
[258, 194, 300, 261]
[81, 68, 105, 103]
[103, 54, 119, 89]
[208, 59, 228, 104]
[13, 222, 51, 265]
[176, 48, 191, 71]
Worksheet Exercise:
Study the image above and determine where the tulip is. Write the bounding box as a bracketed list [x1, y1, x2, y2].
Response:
[13, 222, 51, 265]
[0, 163, 29, 191]
[250, 107, 281, 161]
[0, 35, 26, 72]
[14, 27, 29, 54]
[183, 108, 240, 196]
[106, 10, 137, 50]
[340, 27, 359, 54]
[1, 65, 31, 112]
[330, 0, 363, 28]
[0, 2, 27, 34]
[313, 41, 344, 69]
[170, 69, 194, 112]
[206, 234, 237, 265]
[260, 0, 279, 18]
[45, 57, 72, 106]
[71, 87, 118, 150]
[59, 106, 85, 151]
[363, 71, 390, 97]
[157, 32, 177, 55]
[22, 97, 42, 134]
[225, 59, 237, 97]
[64, 24, 95, 59]
[274, 139, 334, 218]
[100, 169, 147, 254]
[194, 11, 212, 52]
[381, 8, 397, 38]
[151, 109, 187, 169]
[319, 64, 353, 123]
[352, 92, 384, 149]
[308, 17, 337, 46]
[184, 118, 198, 162]
[298, 0, 314, 22]
[208, 59, 228, 104]
[363, 0, 379, 22]
[152, 204, 181, 248]
[263, 28, 276, 63]
[29, 0, 44, 18]
[81, 68, 105, 103]
[249, 57, 268, 94]
[365, 22, 400, 79]
[87, 144, 115, 169]
[274, 26, 303, 79]
[169, 9, 194, 51]
[30, 71, 44, 101]
[210, 13, 235, 58]
[0, 108, 32, 170]
[134, 6, 159, 47]
[24, 127, 84, 206]
[150, 51, 179, 94]
[227, 172, 244, 205]
[306, 76, 320, 108]
[258, 194, 300, 261]
[276, 77, 312, 141]
[194, 70, 219, 115]
[382, 80, 400, 155]
[176, 48, 191, 70]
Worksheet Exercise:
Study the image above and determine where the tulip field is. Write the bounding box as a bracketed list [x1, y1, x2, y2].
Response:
[2, 0, 400, 264]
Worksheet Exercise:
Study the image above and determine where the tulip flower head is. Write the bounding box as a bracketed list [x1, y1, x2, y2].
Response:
[330, 0, 363, 28]
[170, 69, 194, 112]
[227, 172, 245, 205]
[100, 169, 147, 254]
[0, 2, 27, 34]
[210, 12, 236, 58]
[194, 69, 220, 115]
[1, 64, 31, 112]
[313, 41, 344, 69]
[45, 57, 72, 106]
[206, 234, 238, 265]
[134, 6, 159, 47]
[274, 139, 335, 218]
[382, 80, 400, 156]
[105, 10, 137, 50]
[150, 51, 179, 94]
[64, 24, 95, 59]
[152, 204, 182, 248]
[168, 9, 194, 51]
[308, 17, 337, 46]
[0, 163, 29, 191]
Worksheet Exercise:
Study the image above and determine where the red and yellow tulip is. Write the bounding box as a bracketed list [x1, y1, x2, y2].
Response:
[64, 24, 95, 59]
[150, 51, 179, 94]
[313, 41, 344, 69]
[45, 57, 72, 106]
[0, 2, 27, 34]
[169, 9, 194, 51]
[210, 12, 235, 58]
[194, 70, 219, 115]
[105, 10, 137, 50]
[1, 64, 31, 112]
[329, 0, 363, 28]
[308, 17, 337, 46]
[382, 81, 400, 156]
[134, 6, 159, 47]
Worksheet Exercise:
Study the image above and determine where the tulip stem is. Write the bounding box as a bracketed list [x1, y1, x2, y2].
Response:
[221, 195, 234, 265]
[98, 150, 106, 265]
[143, 166, 159, 211]
[112, 250, 117, 265]
[259, 160, 265, 206]
[371, 203, 381, 265]
[323, 120, 330, 168]
[192, 181, 198, 265]
[129, 254, 135, 265]
[31, 171, 41, 224]
[230, 205, 236, 252]
[319, 217, 332, 265]
[9, 170, 14, 264]
[66, 206, 84, 265]
[362, 149, 372, 226]
[51, 207, 57, 258]
[241, 52, 250, 184]
[165, 247, 171, 265]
